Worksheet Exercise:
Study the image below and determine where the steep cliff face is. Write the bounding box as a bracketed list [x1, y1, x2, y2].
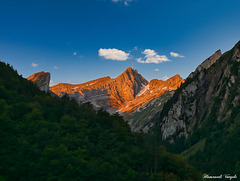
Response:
[27, 71, 50, 92]
[119, 74, 184, 113]
[50, 67, 148, 112]
[152, 41, 240, 175]
[156, 41, 240, 142]
[124, 92, 174, 133]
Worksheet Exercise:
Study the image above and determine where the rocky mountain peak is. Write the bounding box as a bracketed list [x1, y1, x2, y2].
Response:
[27, 71, 50, 92]
[156, 41, 240, 141]
[110, 68, 148, 106]
[116, 67, 147, 82]
[149, 74, 184, 89]
[119, 74, 184, 114]
[189, 50, 222, 78]
[197, 49, 222, 72]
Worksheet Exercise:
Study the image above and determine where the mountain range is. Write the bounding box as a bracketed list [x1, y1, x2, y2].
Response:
[28, 66, 184, 132]
[27, 40, 240, 176]
[49, 68, 184, 113]
[0, 60, 201, 181]
[2, 40, 240, 179]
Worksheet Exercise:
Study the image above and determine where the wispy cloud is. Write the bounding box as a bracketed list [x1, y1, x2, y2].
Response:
[99, 48, 130, 61]
[54, 66, 58, 69]
[73, 52, 77, 56]
[170, 52, 185, 58]
[137, 49, 170, 64]
[154, 68, 159, 71]
[111, 0, 134, 6]
[31, 63, 38, 68]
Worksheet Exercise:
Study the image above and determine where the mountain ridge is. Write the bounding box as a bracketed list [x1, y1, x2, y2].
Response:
[150, 40, 240, 175]
[47, 67, 184, 114]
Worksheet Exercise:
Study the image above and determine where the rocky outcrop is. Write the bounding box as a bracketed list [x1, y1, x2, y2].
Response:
[189, 50, 222, 78]
[197, 49, 222, 71]
[156, 41, 240, 141]
[27, 71, 50, 92]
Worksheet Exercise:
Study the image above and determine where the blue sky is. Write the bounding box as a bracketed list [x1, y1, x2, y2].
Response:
[0, 0, 240, 85]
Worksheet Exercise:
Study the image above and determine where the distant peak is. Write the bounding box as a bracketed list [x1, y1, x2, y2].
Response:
[119, 67, 135, 76]
[125, 67, 134, 71]
[171, 74, 181, 78]
[27, 71, 50, 82]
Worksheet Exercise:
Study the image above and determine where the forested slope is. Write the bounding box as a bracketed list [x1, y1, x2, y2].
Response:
[0, 61, 200, 181]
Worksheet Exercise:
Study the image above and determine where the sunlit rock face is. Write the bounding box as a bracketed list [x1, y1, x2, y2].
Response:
[30, 67, 184, 131]
[118, 74, 184, 113]
[27, 71, 50, 92]
[50, 67, 149, 113]
[50, 67, 184, 114]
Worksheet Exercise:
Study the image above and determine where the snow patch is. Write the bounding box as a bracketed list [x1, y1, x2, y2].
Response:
[137, 85, 149, 97]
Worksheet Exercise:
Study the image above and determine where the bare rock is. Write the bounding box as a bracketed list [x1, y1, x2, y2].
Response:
[27, 71, 50, 92]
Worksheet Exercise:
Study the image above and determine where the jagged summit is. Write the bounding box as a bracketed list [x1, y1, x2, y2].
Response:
[119, 74, 184, 113]
[116, 67, 143, 80]
[49, 67, 182, 113]
[49, 67, 148, 112]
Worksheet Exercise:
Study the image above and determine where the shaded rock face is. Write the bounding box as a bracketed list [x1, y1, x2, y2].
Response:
[27, 71, 50, 92]
[124, 92, 174, 133]
[157, 41, 240, 141]
[189, 50, 222, 78]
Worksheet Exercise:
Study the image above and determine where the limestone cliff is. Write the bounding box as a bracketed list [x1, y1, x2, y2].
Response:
[27, 71, 50, 92]
[155, 41, 240, 142]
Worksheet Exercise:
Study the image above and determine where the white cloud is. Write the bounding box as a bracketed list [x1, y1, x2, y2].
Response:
[170, 52, 184, 58]
[154, 68, 159, 71]
[54, 66, 58, 69]
[99, 48, 130, 61]
[137, 49, 170, 64]
[134, 46, 138, 51]
[163, 76, 169, 81]
[31, 63, 38, 68]
[73, 52, 77, 56]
